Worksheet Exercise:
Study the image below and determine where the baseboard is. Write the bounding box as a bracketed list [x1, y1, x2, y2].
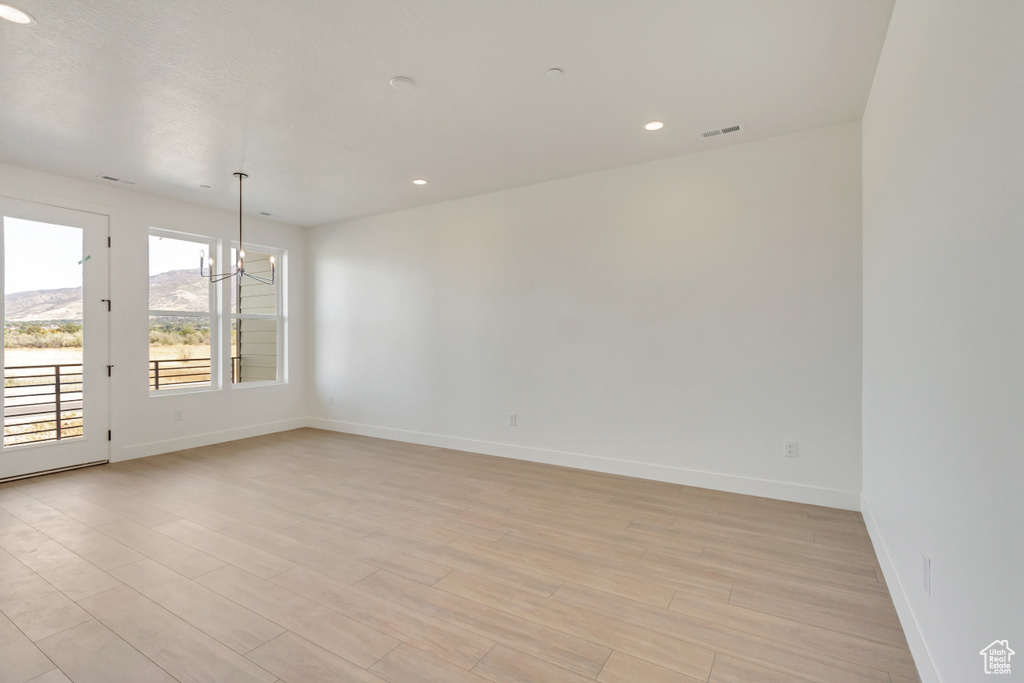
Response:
[114, 418, 307, 462]
[861, 494, 940, 683]
[306, 418, 861, 510]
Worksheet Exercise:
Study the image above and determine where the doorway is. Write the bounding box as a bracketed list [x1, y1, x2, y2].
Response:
[0, 197, 110, 481]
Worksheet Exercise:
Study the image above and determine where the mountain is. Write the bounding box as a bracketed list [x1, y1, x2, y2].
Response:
[5, 269, 210, 322]
[4, 286, 83, 321]
[147, 269, 210, 312]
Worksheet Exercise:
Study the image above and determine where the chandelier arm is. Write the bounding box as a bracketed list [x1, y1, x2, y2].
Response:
[241, 271, 275, 285]
[209, 270, 239, 283]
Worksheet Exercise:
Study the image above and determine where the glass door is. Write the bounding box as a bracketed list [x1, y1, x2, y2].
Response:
[0, 197, 110, 481]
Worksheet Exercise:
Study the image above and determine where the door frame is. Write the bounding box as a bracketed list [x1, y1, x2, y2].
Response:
[0, 195, 110, 482]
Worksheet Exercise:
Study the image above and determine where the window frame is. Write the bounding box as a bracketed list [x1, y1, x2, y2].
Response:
[229, 241, 286, 388]
[147, 228, 221, 396]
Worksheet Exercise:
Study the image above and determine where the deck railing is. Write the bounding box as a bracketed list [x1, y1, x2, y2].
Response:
[2, 358, 244, 447]
[149, 357, 239, 390]
[3, 363, 83, 446]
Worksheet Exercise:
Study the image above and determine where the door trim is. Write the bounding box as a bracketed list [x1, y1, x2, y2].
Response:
[0, 459, 107, 485]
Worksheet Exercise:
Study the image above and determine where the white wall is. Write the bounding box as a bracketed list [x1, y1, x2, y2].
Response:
[308, 122, 864, 508]
[0, 162, 307, 461]
[861, 2, 1024, 681]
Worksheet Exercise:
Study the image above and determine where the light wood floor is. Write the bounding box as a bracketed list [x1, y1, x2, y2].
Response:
[0, 428, 918, 683]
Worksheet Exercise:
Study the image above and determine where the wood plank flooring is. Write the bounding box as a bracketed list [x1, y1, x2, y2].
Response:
[0, 428, 919, 682]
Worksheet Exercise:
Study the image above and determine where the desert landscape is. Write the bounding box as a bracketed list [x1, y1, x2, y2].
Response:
[4, 269, 213, 444]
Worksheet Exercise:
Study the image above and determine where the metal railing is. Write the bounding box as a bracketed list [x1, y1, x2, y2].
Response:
[149, 357, 239, 390]
[4, 363, 83, 447]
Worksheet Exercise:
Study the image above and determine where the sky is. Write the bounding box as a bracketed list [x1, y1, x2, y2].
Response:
[4, 218, 83, 295]
[149, 234, 209, 277]
[3, 219, 212, 297]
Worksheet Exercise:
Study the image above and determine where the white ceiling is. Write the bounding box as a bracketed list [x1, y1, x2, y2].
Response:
[0, 0, 894, 227]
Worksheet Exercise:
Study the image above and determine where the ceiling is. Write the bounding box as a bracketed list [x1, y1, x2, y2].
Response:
[0, 0, 894, 227]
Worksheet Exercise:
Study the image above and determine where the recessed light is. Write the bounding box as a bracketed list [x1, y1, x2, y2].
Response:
[546, 68, 563, 78]
[260, 212, 272, 216]
[199, 184, 211, 189]
[412, 179, 428, 185]
[644, 121, 664, 131]
[0, 4, 33, 24]
[390, 76, 415, 91]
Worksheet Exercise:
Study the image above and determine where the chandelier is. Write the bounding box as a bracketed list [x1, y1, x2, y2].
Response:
[199, 172, 275, 285]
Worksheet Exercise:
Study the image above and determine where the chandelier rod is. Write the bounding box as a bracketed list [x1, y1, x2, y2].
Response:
[236, 171, 246, 261]
[199, 171, 274, 285]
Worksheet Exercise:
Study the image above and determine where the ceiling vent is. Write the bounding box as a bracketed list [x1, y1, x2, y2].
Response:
[97, 175, 136, 185]
[700, 123, 744, 139]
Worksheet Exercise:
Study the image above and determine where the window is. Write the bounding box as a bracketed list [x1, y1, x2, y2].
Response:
[3, 218, 85, 445]
[148, 231, 217, 392]
[230, 245, 284, 384]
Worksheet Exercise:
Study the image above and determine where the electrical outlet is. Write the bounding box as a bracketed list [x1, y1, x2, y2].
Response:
[923, 554, 931, 595]
[508, 413, 517, 427]
[174, 409, 183, 422]
[784, 440, 798, 457]
[327, 395, 334, 407]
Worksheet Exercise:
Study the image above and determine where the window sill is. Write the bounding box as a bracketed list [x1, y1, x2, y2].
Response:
[148, 385, 217, 397]
[231, 379, 287, 390]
